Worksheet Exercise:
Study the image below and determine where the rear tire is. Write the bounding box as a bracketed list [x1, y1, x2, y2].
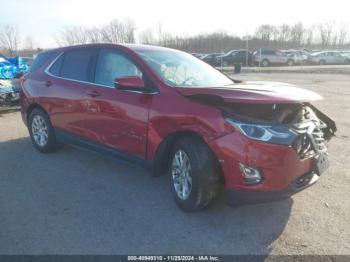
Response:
[28, 108, 58, 153]
[319, 60, 326, 65]
[261, 59, 270, 67]
[286, 59, 294, 66]
[169, 137, 222, 212]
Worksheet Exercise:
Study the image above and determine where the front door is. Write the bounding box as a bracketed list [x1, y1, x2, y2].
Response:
[86, 48, 153, 158]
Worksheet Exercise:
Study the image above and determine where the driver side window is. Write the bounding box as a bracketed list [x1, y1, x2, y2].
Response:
[94, 49, 142, 88]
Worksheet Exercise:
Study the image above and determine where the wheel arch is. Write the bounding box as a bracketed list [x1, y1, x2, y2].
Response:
[26, 103, 48, 125]
[152, 130, 224, 181]
[319, 59, 326, 64]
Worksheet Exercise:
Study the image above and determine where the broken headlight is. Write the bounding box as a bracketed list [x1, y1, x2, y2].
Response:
[225, 118, 296, 145]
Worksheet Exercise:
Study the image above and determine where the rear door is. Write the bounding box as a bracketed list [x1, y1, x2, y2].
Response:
[324, 52, 333, 64]
[265, 50, 278, 63]
[46, 48, 103, 142]
[275, 50, 287, 64]
[331, 52, 345, 64]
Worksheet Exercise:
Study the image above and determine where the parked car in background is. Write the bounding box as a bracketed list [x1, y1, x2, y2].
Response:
[308, 51, 350, 65]
[340, 51, 350, 60]
[200, 53, 223, 66]
[252, 49, 296, 66]
[21, 57, 34, 68]
[191, 53, 203, 58]
[282, 50, 309, 65]
[215, 50, 252, 66]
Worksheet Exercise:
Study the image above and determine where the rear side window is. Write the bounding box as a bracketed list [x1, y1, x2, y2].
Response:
[48, 54, 64, 76]
[262, 50, 275, 55]
[29, 51, 56, 72]
[60, 49, 94, 81]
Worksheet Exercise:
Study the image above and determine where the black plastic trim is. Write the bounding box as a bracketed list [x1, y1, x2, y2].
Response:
[226, 172, 319, 206]
[55, 129, 153, 170]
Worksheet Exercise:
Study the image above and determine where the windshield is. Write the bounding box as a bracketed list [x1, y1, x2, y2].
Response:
[136, 49, 233, 87]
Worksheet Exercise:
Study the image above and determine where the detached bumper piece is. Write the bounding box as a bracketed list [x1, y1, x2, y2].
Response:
[226, 171, 319, 206]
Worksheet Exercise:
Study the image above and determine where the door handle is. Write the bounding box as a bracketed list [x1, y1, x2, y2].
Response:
[85, 90, 100, 97]
[45, 80, 52, 87]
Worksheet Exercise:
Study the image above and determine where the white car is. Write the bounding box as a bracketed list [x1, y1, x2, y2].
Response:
[282, 50, 309, 65]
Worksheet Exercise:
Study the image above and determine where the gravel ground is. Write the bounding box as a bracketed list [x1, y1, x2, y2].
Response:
[0, 72, 349, 255]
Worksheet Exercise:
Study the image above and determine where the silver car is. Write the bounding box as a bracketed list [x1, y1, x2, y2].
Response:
[253, 49, 296, 66]
[308, 51, 350, 65]
[283, 50, 310, 65]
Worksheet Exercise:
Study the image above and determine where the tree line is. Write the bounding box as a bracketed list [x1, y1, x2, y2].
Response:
[54, 20, 350, 52]
[0, 19, 349, 56]
[147, 22, 350, 52]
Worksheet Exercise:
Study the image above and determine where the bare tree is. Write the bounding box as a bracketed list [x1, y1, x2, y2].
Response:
[336, 23, 349, 47]
[279, 24, 291, 46]
[55, 19, 136, 46]
[23, 35, 36, 50]
[304, 25, 315, 47]
[139, 28, 156, 44]
[0, 24, 20, 56]
[255, 24, 274, 42]
[55, 26, 89, 46]
[290, 22, 304, 47]
[86, 27, 103, 43]
[318, 23, 333, 47]
[101, 19, 136, 43]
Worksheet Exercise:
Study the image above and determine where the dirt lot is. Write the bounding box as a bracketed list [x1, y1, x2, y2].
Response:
[0, 72, 349, 255]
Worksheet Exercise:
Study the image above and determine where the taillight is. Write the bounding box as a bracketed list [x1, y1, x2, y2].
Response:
[20, 75, 26, 90]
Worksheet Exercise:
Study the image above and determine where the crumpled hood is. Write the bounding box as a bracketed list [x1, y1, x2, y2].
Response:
[175, 81, 323, 104]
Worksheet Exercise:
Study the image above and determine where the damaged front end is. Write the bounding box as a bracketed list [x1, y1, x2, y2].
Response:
[221, 102, 336, 160]
[176, 81, 337, 182]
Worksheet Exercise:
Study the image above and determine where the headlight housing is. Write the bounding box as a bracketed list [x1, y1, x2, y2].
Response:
[225, 117, 296, 145]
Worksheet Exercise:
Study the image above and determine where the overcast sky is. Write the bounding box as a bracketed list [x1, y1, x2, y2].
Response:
[1, 0, 349, 48]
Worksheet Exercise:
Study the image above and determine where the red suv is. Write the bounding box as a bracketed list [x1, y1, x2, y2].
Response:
[21, 44, 336, 211]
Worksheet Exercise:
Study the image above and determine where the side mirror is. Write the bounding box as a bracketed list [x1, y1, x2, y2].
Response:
[114, 76, 145, 89]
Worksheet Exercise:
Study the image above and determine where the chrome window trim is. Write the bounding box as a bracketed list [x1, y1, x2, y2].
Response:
[44, 52, 159, 95]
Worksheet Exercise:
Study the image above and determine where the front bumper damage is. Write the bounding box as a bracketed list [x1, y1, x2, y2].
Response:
[226, 171, 319, 206]
[208, 103, 336, 206]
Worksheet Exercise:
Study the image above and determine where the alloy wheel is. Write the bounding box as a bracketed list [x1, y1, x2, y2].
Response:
[171, 149, 192, 200]
[31, 115, 48, 147]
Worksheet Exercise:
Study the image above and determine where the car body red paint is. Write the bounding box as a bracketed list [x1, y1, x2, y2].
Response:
[175, 81, 322, 104]
[21, 44, 334, 207]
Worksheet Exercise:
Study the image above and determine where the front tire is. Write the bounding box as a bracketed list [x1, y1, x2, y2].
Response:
[261, 59, 270, 67]
[169, 137, 222, 212]
[28, 108, 58, 153]
[286, 59, 294, 66]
